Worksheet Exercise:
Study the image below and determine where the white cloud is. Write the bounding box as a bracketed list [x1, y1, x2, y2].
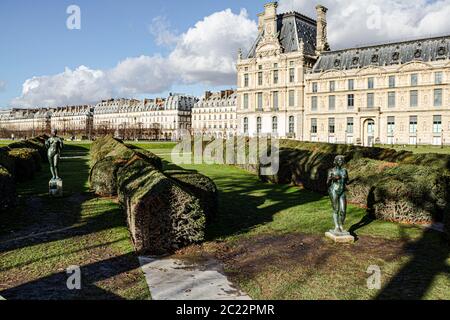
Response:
[278, 0, 450, 49]
[13, 8, 257, 108]
[149, 16, 180, 47]
[169, 9, 258, 85]
[0, 80, 6, 92]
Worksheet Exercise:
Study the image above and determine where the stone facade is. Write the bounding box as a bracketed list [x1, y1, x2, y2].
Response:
[192, 90, 237, 138]
[51, 105, 94, 138]
[236, 2, 320, 139]
[0, 108, 51, 138]
[238, 1, 450, 146]
[93, 94, 197, 140]
[305, 37, 450, 146]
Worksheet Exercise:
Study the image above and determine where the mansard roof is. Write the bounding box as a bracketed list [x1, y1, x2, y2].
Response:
[312, 35, 450, 73]
[246, 12, 317, 58]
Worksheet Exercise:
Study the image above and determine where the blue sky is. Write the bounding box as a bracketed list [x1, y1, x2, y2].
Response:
[0, 0, 263, 107]
[0, 0, 449, 108]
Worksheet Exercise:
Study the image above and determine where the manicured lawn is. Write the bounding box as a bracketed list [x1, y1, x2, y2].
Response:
[136, 141, 449, 300]
[376, 144, 450, 154]
[0, 142, 150, 300]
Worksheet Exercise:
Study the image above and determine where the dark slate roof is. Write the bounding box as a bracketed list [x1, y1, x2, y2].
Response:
[312, 35, 450, 73]
[246, 12, 317, 58]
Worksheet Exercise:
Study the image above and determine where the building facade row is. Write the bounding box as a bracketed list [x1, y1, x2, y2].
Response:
[236, 2, 449, 146]
[191, 90, 237, 138]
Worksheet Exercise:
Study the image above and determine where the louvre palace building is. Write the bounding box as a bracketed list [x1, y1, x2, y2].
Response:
[237, 2, 449, 146]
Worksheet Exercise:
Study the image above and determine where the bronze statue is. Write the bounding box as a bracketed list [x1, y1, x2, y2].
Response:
[327, 155, 349, 234]
[45, 129, 64, 180]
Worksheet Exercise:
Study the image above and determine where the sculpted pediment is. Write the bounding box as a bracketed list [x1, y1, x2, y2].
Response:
[255, 30, 282, 58]
[356, 66, 386, 76]
[398, 61, 432, 72]
[318, 70, 346, 79]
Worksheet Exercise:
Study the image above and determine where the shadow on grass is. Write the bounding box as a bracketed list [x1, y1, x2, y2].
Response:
[0, 144, 145, 299]
[375, 228, 449, 300]
[0, 252, 139, 300]
[0, 146, 122, 256]
[160, 159, 323, 240]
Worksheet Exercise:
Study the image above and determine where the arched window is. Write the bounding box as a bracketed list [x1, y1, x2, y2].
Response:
[289, 116, 295, 134]
[272, 116, 278, 133]
[243, 117, 248, 133]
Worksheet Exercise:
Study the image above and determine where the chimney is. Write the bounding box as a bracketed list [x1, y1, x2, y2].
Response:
[315, 5, 330, 55]
[205, 91, 212, 100]
[258, 2, 278, 34]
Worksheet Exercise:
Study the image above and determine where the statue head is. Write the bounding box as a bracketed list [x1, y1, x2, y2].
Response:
[51, 129, 58, 137]
[334, 155, 345, 168]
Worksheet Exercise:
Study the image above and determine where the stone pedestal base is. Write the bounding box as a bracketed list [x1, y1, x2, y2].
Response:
[49, 179, 63, 197]
[325, 230, 355, 243]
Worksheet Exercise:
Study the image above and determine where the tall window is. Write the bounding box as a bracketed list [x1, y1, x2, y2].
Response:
[273, 70, 279, 84]
[389, 76, 396, 88]
[434, 89, 442, 107]
[347, 94, 354, 108]
[256, 117, 262, 134]
[243, 93, 249, 109]
[411, 74, 418, 86]
[329, 81, 335, 92]
[272, 91, 279, 111]
[328, 118, 335, 134]
[367, 93, 374, 108]
[435, 72, 443, 85]
[329, 95, 336, 110]
[311, 118, 317, 134]
[289, 68, 295, 83]
[258, 72, 263, 86]
[272, 116, 278, 133]
[289, 90, 295, 107]
[257, 92, 263, 111]
[387, 116, 395, 136]
[311, 96, 318, 111]
[433, 115, 442, 133]
[289, 116, 295, 134]
[348, 79, 354, 90]
[409, 116, 417, 134]
[244, 74, 249, 87]
[410, 90, 418, 107]
[243, 117, 248, 133]
[388, 92, 396, 108]
[347, 117, 354, 134]
[368, 77, 374, 89]
[312, 82, 318, 93]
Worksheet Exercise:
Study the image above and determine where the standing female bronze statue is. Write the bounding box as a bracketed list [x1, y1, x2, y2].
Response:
[45, 129, 64, 181]
[327, 155, 349, 235]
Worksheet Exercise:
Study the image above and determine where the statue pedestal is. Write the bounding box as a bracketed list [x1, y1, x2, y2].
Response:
[325, 230, 355, 243]
[49, 179, 63, 197]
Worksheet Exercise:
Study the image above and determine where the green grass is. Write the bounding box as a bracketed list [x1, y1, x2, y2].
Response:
[0, 142, 150, 300]
[376, 144, 450, 154]
[135, 142, 449, 300]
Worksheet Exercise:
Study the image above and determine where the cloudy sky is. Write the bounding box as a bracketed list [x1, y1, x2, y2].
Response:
[0, 0, 449, 108]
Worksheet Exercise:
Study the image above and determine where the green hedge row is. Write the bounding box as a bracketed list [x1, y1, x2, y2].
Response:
[0, 166, 15, 209]
[0, 135, 48, 210]
[89, 136, 218, 254]
[256, 140, 450, 231]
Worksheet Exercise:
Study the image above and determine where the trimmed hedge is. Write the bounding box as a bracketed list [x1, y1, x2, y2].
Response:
[8, 136, 48, 161]
[254, 140, 450, 226]
[90, 136, 217, 254]
[7, 148, 41, 182]
[117, 157, 205, 254]
[166, 170, 219, 223]
[0, 166, 15, 209]
[90, 156, 128, 196]
[0, 147, 15, 175]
